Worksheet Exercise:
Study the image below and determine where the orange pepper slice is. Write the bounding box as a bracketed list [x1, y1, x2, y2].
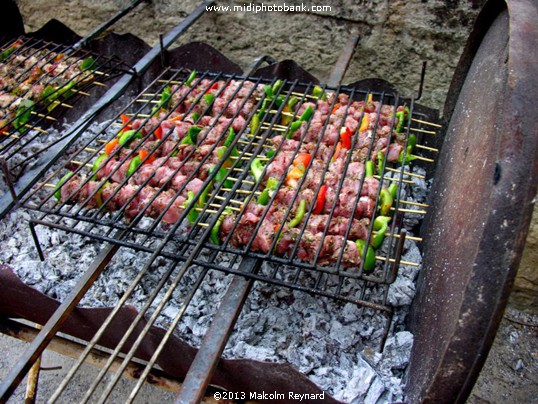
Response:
[293, 153, 312, 169]
[359, 114, 370, 132]
[331, 103, 341, 115]
[104, 138, 119, 155]
[139, 149, 156, 165]
[119, 114, 132, 134]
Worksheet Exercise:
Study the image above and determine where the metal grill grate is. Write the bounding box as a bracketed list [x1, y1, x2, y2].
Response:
[0, 36, 128, 179]
[22, 67, 439, 307]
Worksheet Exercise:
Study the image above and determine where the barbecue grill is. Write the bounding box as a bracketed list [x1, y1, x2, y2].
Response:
[0, 0, 537, 403]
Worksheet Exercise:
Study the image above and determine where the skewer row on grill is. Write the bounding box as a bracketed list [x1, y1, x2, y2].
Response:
[50, 72, 422, 272]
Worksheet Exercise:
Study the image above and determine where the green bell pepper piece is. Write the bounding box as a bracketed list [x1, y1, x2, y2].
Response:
[377, 151, 385, 175]
[185, 70, 197, 87]
[299, 105, 314, 122]
[198, 180, 213, 209]
[266, 149, 276, 158]
[184, 191, 199, 224]
[209, 165, 233, 189]
[257, 176, 280, 205]
[203, 93, 215, 106]
[356, 239, 376, 272]
[210, 207, 232, 245]
[365, 160, 375, 178]
[395, 106, 410, 133]
[263, 84, 274, 99]
[285, 121, 302, 139]
[118, 130, 142, 147]
[250, 114, 260, 134]
[250, 158, 265, 182]
[388, 183, 398, 201]
[91, 154, 108, 179]
[271, 79, 284, 96]
[54, 172, 74, 201]
[287, 199, 306, 228]
[372, 216, 391, 249]
[180, 126, 202, 145]
[0, 46, 16, 63]
[379, 188, 393, 216]
[126, 156, 142, 178]
[274, 95, 285, 108]
[312, 85, 327, 100]
[223, 127, 236, 148]
[80, 56, 95, 71]
[13, 99, 34, 131]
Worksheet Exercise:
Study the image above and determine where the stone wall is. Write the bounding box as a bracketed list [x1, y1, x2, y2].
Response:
[14, 0, 537, 309]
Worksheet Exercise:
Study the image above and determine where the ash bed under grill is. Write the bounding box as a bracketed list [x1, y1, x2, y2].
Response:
[0, 0, 537, 403]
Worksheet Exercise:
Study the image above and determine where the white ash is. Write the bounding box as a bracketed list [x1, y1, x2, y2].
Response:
[0, 119, 431, 402]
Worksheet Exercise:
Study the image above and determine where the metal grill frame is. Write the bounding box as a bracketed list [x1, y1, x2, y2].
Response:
[21, 67, 437, 308]
[0, 36, 130, 177]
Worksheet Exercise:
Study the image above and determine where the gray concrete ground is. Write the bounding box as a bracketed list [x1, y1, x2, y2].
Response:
[1, 304, 536, 403]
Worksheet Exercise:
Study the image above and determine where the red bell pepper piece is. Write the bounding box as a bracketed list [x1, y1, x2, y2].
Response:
[154, 126, 163, 140]
[313, 184, 327, 214]
[205, 82, 219, 94]
[293, 153, 312, 169]
[340, 127, 352, 149]
[119, 114, 132, 134]
[139, 149, 156, 165]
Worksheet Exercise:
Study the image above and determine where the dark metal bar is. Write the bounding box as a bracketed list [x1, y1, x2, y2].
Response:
[175, 258, 260, 403]
[72, 0, 148, 50]
[326, 32, 360, 87]
[0, 0, 213, 219]
[416, 61, 427, 101]
[0, 235, 121, 401]
[0, 157, 19, 207]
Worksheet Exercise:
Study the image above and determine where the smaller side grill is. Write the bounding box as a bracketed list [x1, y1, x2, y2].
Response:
[23, 67, 439, 312]
[0, 36, 127, 180]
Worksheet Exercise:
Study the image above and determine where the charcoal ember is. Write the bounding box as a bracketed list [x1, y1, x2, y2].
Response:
[382, 331, 414, 371]
[333, 357, 377, 402]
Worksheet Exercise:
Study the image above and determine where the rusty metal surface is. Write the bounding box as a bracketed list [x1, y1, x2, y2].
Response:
[407, 0, 538, 402]
[327, 32, 360, 88]
[0, 265, 340, 403]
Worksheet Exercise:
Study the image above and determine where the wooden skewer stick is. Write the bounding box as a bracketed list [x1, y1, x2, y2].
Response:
[376, 175, 414, 185]
[400, 200, 429, 208]
[387, 233, 423, 242]
[261, 122, 288, 130]
[70, 160, 92, 168]
[84, 147, 99, 153]
[72, 88, 91, 96]
[212, 195, 244, 205]
[23, 124, 48, 134]
[157, 79, 183, 85]
[408, 127, 437, 135]
[228, 177, 255, 185]
[409, 154, 434, 163]
[411, 118, 442, 128]
[384, 167, 425, 179]
[125, 113, 151, 118]
[376, 256, 419, 267]
[415, 144, 439, 152]
[197, 222, 210, 227]
[31, 111, 57, 121]
[91, 81, 107, 87]
[136, 99, 160, 104]
[391, 207, 427, 215]
[237, 140, 272, 149]
[209, 203, 241, 212]
[93, 70, 109, 77]
[48, 100, 74, 109]
[266, 109, 294, 117]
